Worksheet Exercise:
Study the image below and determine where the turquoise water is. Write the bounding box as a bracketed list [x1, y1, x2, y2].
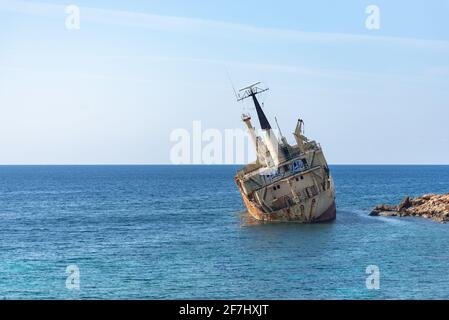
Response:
[0, 165, 449, 299]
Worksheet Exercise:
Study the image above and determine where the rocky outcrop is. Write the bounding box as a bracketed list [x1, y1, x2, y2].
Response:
[370, 193, 449, 223]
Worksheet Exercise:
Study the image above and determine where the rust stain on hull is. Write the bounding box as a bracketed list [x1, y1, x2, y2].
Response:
[238, 178, 336, 223]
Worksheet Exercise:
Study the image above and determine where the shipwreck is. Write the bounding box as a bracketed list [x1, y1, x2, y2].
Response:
[234, 83, 336, 223]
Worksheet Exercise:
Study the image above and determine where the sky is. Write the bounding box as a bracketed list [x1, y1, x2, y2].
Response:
[1, 0, 448, 164]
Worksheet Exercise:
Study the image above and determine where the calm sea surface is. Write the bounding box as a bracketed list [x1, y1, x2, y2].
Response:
[1, 165, 449, 299]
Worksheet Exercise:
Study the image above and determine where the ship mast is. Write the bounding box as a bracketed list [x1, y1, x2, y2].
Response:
[238, 82, 271, 130]
[237, 83, 285, 167]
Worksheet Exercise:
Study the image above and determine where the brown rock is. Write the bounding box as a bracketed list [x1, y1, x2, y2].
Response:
[398, 197, 412, 211]
[370, 193, 449, 223]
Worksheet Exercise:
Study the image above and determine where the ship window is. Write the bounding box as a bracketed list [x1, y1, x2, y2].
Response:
[273, 186, 277, 191]
[310, 186, 318, 197]
[302, 159, 308, 167]
[277, 185, 280, 190]
[305, 189, 310, 198]
[300, 176, 304, 180]
[295, 177, 299, 182]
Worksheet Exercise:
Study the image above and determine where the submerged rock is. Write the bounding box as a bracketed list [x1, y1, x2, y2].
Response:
[370, 193, 449, 223]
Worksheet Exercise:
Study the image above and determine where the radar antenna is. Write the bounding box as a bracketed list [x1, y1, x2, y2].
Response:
[237, 82, 269, 102]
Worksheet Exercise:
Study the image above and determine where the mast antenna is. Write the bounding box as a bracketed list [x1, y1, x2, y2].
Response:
[275, 116, 284, 138]
[225, 68, 239, 101]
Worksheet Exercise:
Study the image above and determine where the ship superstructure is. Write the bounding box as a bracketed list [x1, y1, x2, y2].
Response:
[235, 83, 336, 223]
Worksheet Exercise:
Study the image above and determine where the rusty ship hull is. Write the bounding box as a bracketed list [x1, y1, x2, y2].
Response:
[235, 154, 336, 223]
[234, 82, 336, 223]
[236, 176, 336, 223]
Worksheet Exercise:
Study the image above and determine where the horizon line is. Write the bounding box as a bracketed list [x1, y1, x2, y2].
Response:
[1, 163, 449, 166]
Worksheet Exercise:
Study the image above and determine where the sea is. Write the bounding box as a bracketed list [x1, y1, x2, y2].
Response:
[0, 165, 449, 300]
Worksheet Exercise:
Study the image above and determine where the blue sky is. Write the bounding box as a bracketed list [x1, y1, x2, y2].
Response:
[1, 0, 449, 164]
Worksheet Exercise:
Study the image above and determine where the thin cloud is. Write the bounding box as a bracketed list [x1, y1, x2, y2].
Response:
[1, 0, 449, 50]
[0, 55, 437, 84]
